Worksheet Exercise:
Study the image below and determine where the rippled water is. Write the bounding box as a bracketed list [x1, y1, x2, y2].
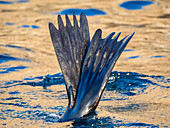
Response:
[0, 71, 169, 127]
[0, 0, 170, 127]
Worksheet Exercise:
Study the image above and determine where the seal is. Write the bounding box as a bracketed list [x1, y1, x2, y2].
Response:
[49, 13, 134, 122]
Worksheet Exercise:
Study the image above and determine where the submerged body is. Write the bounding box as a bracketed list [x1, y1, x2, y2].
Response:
[49, 13, 134, 122]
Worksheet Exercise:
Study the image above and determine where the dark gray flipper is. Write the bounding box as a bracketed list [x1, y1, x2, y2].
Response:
[49, 13, 135, 122]
[49, 13, 90, 107]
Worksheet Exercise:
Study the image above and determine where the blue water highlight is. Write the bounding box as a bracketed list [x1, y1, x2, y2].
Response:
[0, 54, 31, 64]
[125, 55, 140, 59]
[21, 25, 40, 29]
[150, 55, 166, 58]
[22, 25, 29, 28]
[6, 23, 15, 25]
[16, 0, 29, 3]
[120, 0, 154, 10]
[0, 1, 13, 4]
[0, 44, 34, 52]
[0, 0, 29, 4]
[123, 49, 134, 52]
[31, 25, 40, 29]
[8, 91, 21, 95]
[53, 8, 106, 16]
[0, 71, 169, 91]
[1, 97, 22, 101]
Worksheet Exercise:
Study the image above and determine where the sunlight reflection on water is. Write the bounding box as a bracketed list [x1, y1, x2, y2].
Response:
[0, 0, 169, 127]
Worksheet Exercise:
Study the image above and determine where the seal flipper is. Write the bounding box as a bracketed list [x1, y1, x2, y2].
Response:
[49, 13, 90, 107]
[49, 13, 135, 122]
[74, 32, 135, 116]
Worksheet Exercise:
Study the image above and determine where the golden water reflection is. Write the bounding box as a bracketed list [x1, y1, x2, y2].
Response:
[0, 0, 170, 127]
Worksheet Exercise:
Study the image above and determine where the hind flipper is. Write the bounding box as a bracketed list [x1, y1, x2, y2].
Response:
[49, 13, 135, 122]
[75, 32, 135, 114]
[49, 13, 90, 106]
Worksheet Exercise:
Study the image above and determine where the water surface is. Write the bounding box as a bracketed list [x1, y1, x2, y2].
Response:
[120, 0, 154, 10]
[52, 8, 106, 16]
[0, 0, 169, 127]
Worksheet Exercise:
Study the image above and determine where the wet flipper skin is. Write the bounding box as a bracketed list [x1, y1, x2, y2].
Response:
[49, 13, 135, 122]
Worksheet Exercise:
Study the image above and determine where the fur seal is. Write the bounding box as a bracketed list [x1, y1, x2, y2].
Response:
[49, 13, 134, 122]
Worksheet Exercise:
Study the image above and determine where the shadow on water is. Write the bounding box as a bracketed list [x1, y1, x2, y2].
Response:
[52, 8, 106, 16]
[119, 0, 154, 10]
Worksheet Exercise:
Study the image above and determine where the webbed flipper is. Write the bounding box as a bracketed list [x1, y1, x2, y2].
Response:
[49, 13, 135, 122]
[49, 13, 90, 107]
[75, 32, 135, 114]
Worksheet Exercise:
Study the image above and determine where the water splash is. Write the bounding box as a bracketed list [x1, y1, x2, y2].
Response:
[0, 106, 160, 127]
[0, 71, 169, 92]
[0, 109, 60, 121]
[0, 71, 169, 126]
[71, 116, 159, 127]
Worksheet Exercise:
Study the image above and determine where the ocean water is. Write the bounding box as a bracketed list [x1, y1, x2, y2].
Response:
[0, 0, 169, 127]
[52, 8, 106, 16]
[119, 0, 154, 10]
